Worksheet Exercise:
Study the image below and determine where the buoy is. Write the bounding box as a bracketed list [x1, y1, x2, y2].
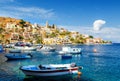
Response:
[78, 72, 82, 75]
[93, 49, 97, 53]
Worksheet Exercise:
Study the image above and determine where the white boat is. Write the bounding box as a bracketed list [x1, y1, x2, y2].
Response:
[9, 49, 21, 53]
[37, 45, 56, 52]
[14, 42, 36, 51]
[59, 47, 82, 54]
[20, 63, 82, 76]
[14, 46, 36, 51]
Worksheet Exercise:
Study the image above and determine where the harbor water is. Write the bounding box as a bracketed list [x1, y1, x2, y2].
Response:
[0, 43, 120, 81]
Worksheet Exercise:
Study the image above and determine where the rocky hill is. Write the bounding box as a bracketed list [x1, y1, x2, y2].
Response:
[0, 16, 112, 44]
[0, 17, 31, 28]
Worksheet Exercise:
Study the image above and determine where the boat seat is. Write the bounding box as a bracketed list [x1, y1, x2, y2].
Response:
[30, 67, 39, 70]
[46, 67, 51, 69]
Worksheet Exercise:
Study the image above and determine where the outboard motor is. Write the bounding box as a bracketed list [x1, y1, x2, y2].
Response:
[70, 63, 76, 67]
[27, 53, 33, 57]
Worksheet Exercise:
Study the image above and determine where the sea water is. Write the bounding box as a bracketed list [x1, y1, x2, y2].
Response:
[0, 43, 120, 81]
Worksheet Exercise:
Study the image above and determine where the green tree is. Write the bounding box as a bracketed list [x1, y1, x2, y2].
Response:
[89, 35, 94, 38]
[19, 19, 26, 28]
[49, 33, 57, 38]
[52, 24, 55, 29]
[70, 37, 74, 42]
[0, 34, 4, 43]
[36, 37, 43, 44]
[33, 34, 43, 44]
[60, 31, 70, 36]
[19, 19, 26, 25]
[55, 29, 59, 33]
[19, 35, 24, 40]
[0, 27, 5, 43]
[0, 27, 5, 33]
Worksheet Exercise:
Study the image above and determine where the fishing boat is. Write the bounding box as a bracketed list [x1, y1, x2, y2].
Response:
[20, 63, 82, 76]
[59, 46, 82, 54]
[5, 53, 32, 60]
[14, 42, 36, 51]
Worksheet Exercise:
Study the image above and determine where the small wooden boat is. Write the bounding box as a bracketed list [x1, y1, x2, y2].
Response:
[20, 63, 82, 76]
[5, 53, 32, 60]
[61, 54, 72, 59]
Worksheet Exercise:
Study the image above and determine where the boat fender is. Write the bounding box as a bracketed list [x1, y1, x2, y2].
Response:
[78, 72, 82, 75]
[69, 69, 73, 74]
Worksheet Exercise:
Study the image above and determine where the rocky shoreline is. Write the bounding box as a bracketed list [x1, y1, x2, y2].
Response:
[0, 53, 7, 63]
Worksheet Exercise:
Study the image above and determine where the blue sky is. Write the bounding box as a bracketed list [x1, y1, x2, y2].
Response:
[0, 0, 120, 42]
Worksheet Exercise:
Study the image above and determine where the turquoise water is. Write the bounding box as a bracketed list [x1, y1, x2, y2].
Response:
[0, 43, 120, 81]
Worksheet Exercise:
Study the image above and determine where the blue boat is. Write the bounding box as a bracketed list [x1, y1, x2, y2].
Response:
[0, 45, 4, 53]
[5, 53, 32, 60]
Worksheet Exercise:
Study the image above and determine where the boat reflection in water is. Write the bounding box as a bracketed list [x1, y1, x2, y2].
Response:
[23, 73, 82, 81]
[61, 54, 72, 59]
[59, 46, 82, 54]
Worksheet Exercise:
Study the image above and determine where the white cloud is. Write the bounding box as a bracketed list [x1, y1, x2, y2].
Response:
[0, 6, 55, 22]
[93, 20, 106, 31]
[10, 0, 14, 2]
[0, 0, 15, 3]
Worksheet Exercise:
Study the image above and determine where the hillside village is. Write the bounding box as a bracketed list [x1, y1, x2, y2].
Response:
[0, 17, 111, 45]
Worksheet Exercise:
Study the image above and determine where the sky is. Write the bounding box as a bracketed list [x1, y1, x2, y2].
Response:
[0, 0, 120, 42]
